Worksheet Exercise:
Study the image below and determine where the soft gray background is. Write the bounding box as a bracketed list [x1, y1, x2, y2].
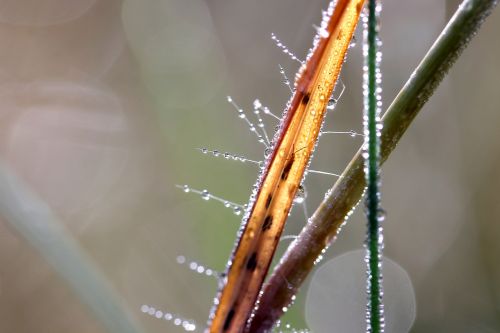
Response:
[0, 0, 499, 332]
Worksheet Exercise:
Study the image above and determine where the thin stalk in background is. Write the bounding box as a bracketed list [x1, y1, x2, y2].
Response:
[248, 0, 498, 331]
[363, 0, 384, 332]
[0, 161, 144, 333]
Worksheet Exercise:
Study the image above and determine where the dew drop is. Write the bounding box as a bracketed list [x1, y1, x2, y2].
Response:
[183, 321, 196, 332]
[377, 208, 386, 222]
[253, 99, 262, 109]
[350, 35, 357, 48]
[294, 196, 305, 204]
[327, 98, 337, 110]
[294, 185, 307, 204]
[201, 190, 210, 200]
[183, 185, 190, 193]
[233, 206, 242, 216]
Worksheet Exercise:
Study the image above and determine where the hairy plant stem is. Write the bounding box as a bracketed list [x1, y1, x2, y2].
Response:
[248, 0, 498, 331]
[363, 0, 383, 332]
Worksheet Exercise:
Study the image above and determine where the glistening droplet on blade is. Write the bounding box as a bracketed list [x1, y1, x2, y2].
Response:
[207, 1, 366, 332]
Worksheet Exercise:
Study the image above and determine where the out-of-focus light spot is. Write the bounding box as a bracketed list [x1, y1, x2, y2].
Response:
[306, 249, 416, 333]
[122, 0, 227, 108]
[2, 80, 130, 231]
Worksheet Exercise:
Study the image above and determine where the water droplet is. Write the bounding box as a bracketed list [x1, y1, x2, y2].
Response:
[183, 185, 190, 193]
[349, 130, 357, 137]
[201, 190, 210, 200]
[377, 208, 386, 222]
[183, 321, 196, 332]
[294, 185, 307, 204]
[234, 206, 242, 216]
[350, 35, 357, 48]
[253, 99, 262, 109]
[327, 98, 337, 110]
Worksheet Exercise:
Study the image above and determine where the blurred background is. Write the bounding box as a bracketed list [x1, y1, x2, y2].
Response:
[0, 0, 499, 332]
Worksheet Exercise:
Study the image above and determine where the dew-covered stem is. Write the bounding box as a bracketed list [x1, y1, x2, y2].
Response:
[210, 0, 365, 331]
[363, 0, 384, 332]
[248, 1, 498, 331]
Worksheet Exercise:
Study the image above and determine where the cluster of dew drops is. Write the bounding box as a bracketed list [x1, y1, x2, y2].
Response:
[140, 304, 197, 332]
[140, 1, 370, 331]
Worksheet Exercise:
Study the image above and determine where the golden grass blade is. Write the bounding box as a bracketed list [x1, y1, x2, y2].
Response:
[208, 1, 365, 332]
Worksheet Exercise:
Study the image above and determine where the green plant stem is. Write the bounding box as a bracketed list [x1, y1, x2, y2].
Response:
[0, 161, 144, 333]
[247, 0, 498, 331]
[364, 0, 383, 332]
